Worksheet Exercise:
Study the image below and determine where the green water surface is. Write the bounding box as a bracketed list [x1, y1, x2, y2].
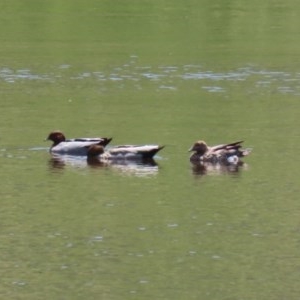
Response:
[1, 1, 300, 299]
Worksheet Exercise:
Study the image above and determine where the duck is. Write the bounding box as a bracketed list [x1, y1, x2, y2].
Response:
[46, 131, 112, 155]
[87, 144, 164, 161]
[188, 140, 251, 165]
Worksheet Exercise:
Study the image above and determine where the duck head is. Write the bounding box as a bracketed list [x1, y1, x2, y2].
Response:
[46, 131, 66, 145]
[86, 144, 105, 157]
[188, 141, 209, 155]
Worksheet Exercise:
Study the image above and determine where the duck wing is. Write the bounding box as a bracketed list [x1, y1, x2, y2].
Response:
[210, 141, 244, 152]
[108, 145, 164, 159]
[211, 141, 252, 158]
[52, 140, 109, 155]
[66, 137, 112, 146]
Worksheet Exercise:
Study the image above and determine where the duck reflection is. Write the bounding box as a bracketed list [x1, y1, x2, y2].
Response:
[48, 154, 159, 177]
[191, 161, 247, 176]
[48, 156, 66, 170]
[48, 154, 87, 169]
[88, 156, 159, 177]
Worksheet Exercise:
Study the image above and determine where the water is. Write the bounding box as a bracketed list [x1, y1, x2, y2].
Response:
[1, 1, 300, 299]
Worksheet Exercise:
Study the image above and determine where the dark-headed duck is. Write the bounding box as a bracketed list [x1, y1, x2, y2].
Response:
[46, 131, 112, 155]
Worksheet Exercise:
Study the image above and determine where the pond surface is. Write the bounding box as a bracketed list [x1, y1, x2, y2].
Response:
[1, 1, 300, 299]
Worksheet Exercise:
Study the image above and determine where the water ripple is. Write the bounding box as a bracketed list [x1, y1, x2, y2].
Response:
[0, 68, 50, 83]
[1, 62, 300, 96]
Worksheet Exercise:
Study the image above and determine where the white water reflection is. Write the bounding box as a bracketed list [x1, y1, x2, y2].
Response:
[202, 86, 226, 93]
[191, 161, 249, 177]
[0, 68, 50, 83]
[1, 61, 300, 96]
[48, 154, 160, 177]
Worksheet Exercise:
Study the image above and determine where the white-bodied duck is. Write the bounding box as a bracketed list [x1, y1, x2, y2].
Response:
[46, 131, 112, 155]
[87, 144, 164, 162]
[188, 140, 251, 165]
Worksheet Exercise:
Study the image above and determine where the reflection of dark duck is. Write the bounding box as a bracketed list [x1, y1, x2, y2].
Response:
[87, 144, 164, 161]
[48, 154, 88, 170]
[189, 140, 251, 165]
[47, 147, 161, 175]
[86, 157, 107, 168]
[48, 156, 66, 170]
[46, 131, 112, 155]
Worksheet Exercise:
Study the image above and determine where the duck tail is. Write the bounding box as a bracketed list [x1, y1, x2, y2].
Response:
[142, 145, 165, 159]
[99, 138, 112, 147]
[241, 148, 252, 157]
